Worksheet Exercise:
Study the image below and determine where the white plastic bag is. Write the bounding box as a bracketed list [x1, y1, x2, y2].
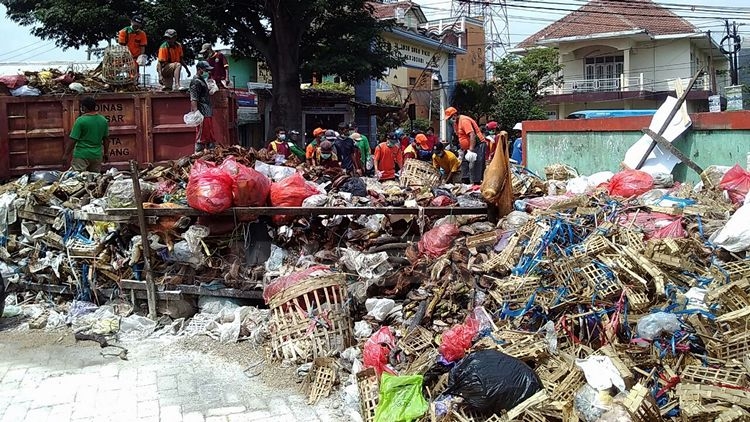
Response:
[464, 150, 478, 163]
[183, 110, 204, 127]
[207, 79, 219, 95]
[636, 312, 680, 340]
[710, 203, 750, 252]
[136, 54, 148, 66]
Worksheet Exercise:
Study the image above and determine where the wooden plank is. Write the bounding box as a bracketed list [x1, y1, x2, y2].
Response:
[12, 281, 180, 300]
[17, 210, 57, 225]
[130, 160, 158, 320]
[106, 206, 488, 217]
[641, 128, 704, 174]
[120, 279, 263, 300]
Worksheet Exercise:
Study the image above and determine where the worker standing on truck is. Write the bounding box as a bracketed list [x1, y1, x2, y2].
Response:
[117, 15, 148, 83]
[63, 97, 109, 172]
[444, 106, 486, 184]
[200, 43, 230, 88]
[190, 61, 217, 153]
[158, 29, 191, 91]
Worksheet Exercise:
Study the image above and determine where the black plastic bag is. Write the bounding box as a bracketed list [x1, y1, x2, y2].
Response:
[340, 177, 367, 197]
[444, 350, 542, 415]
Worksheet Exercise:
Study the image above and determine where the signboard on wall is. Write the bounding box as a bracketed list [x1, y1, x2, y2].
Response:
[383, 34, 442, 69]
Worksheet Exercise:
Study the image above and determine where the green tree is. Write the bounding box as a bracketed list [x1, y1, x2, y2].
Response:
[489, 48, 563, 131]
[2, 0, 403, 132]
[451, 79, 496, 121]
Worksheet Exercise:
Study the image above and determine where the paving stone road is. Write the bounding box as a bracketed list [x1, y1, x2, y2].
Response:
[0, 331, 341, 422]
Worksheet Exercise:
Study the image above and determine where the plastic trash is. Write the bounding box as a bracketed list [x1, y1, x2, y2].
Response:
[464, 150, 478, 163]
[105, 179, 156, 209]
[365, 298, 396, 322]
[183, 110, 204, 126]
[269, 173, 321, 224]
[711, 203, 750, 252]
[418, 223, 460, 258]
[10, 85, 41, 96]
[543, 320, 558, 354]
[254, 161, 297, 182]
[186, 160, 234, 214]
[207, 79, 219, 95]
[439, 317, 479, 363]
[374, 374, 429, 422]
[575, 384, 612, 422]
[719, 164, 750, 205]
[264, 245, 287, 272]
[340, 249, 391, 279]
[220, 156, 271, 207]
[340, 177, 367, 197]
[354, 321, 373, 339]
[652, 172, 674, 188]
[607, 169, 654, 198]
[636, 312, 680, 340]
[575, 356, 626, 392]
[363, 327, 396, 377]
[444, 350, 543, 415]
[502, 211, 531, 231]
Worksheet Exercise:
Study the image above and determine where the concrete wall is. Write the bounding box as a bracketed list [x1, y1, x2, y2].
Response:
[523, 111, 750, 184]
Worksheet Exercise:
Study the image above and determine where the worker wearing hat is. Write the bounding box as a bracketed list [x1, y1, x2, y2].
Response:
[117, 16, 148, 64]
[117, 16, 148, 84]
[485, 121, 498, 160]
[200, 43, 230, 88]
[316, 139, 340, 169]
[307, 128, 326, 166]
[444, 106, 486, 184]
[191, 61, 217, 153]
[157, 29, 190, 91]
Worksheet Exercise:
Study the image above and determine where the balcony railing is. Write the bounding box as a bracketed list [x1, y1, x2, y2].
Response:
[542, 73, 712, 96]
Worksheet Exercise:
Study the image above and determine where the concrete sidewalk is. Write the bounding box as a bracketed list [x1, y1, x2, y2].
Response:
[0, 331, 340, 422]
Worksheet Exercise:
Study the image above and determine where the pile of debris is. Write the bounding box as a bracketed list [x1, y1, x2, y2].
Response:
[256, 164, 750, 421]
[0, 145, 488, 295]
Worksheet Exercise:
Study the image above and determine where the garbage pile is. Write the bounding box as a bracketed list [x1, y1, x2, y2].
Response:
[258, 164, 750, 421]
[0, 145, 488, 294]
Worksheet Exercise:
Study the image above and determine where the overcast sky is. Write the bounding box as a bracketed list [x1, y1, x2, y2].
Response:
[1, 0, 749, 64]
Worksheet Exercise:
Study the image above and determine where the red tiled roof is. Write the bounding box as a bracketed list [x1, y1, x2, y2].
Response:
[516, 0, 699, 49]
[368, 1, 416, 20]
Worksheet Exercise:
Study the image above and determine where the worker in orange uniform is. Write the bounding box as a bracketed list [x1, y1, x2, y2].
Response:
[307, 127, 326, 166]
[444, 106, 486, 184]
[117, 16, 147, 83]
[374, 133, 403, 182]
[157, 29, 190, 91]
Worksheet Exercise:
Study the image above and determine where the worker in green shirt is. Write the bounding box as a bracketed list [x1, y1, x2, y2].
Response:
[351, 131, 371, 176]
[63, 96, 109, 172]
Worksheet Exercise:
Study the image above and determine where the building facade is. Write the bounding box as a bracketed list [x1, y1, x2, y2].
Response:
[513, 0, 729, 119]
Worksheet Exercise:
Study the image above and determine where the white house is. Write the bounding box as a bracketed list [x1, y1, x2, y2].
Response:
[512, 0, 729, 119]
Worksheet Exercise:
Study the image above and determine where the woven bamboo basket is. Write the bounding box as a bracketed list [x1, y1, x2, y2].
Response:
[101, 45, 138, 85]
[268, 273, 353, 363]
[400, 159, 440, 188]
[306, 357, 336, 405]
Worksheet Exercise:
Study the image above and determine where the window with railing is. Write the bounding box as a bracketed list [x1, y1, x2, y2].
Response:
[581, 55, 625, 92]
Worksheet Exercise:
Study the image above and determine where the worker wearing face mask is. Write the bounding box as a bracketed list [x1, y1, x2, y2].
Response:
[267, 127, 292, 159]
[444, 106, 487, 184]
[316, 138, 340, 169]
[373, 132, 403, 181]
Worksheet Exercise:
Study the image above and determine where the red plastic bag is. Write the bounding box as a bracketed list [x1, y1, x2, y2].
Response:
[0, 75, 28, 89]
[186, 160, 233, 214]
[364, 327, 396, 377]
[439, 317, 479, 362]
[607, 170, 654, 198]
[418, 224, 460, 258]
[719, 164, 750, 205]
[650, 218, 687, 239]
[269, 173, 321, 224]
[220, 156, 271, 207]
[431, 195, 456, 207]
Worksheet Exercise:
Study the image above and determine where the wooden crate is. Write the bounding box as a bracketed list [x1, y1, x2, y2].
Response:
[488, 275, 540, 307]
[548, 368, 585, 410]
[268, 273, 353, 363]
[681, 365, 748, 388]
[708, 332, 750, 361]
[357, 368, 379, 422]
[483, 234, 520, 273]
[499, 335, 548, 361]
[577, 262, 621, 299]
[711, 260, 750, 283]
[400, 158, 440, 188]
[622, 383, 661, 422]
[571, 234, 612, 258]
[306, 357, 336, 405]
[399, 326, 434, 356]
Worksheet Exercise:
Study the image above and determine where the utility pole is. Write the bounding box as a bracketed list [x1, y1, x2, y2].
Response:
[721, 20, 742, 85]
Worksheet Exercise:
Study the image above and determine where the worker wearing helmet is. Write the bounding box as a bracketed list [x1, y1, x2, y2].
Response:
[157, 29, 190, 91]
[445, 106, 486, 184]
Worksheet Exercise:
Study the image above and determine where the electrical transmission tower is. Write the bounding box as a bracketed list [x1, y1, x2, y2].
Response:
[452, 0, 510, 79]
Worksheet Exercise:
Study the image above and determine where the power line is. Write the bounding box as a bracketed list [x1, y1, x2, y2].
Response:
[0, 40, 48, 59]
[1, 42, 56, 62]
